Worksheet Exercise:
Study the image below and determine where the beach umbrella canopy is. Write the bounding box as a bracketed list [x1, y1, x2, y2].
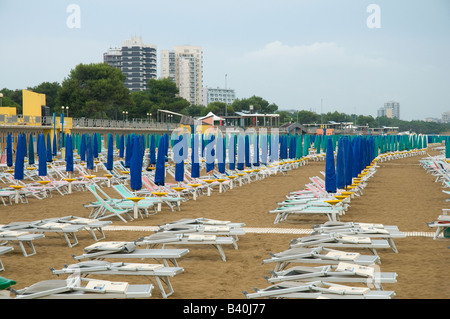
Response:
[93, 133, 99, 158]
[106, 134, 114, 171]
[66, 134, 74, 173]
[6, 134, 13, 167]
[245, 134, 251, 167]
[217, 135, 226, 173]
[52, 134, 57, 156]
[191, 133, 200, 178]
[325, 137, 337, 193]
[14, 134, 25, 181]
[130, 136, 143, 191]
[335, 137, 345, 190]
[38, 134, 47, 176]
[125, 135, 132, 168]
[28, 133, 35, 165]
[237, 135, 245, 170]
[261, 134, 268, 165]
[446, 138, 450, 159]
[154, 133, 166, 186]
[80, 134, 86, 161]
[289, 135, 296, 159]
[119, 135, 125, 158]
[252, 134, 260, 166]
[344, 137, 353, 187]
[46, 133, 52, 162]
[86, 134, 94, 170]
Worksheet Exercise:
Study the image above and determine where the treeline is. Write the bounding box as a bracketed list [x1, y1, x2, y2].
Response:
[1, 62, 448, 134]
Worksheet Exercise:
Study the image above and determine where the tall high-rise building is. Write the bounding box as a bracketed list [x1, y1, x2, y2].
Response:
[160, 45, 203, 105]
[377, 100, 400, 119]
[103, 37, 157, 92]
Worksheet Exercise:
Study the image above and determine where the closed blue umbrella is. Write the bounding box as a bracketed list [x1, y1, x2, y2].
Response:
[93, 133, 99, 159]
[86, 134, 94, 170]
[38, 133, 47, 176]
[106, 134, 114, 171]
[228, 134, 236, 170]
[6, 134, 13, 167]
[352, 137, 360, 178]
[66, 134, 74, 174]
[335, 137, 345, 190]
[191, 133, 200, 178]
[46, 133, 52, 162]
[325, 137, 337, 193]
[28, 133, 35, 165]
[344, 137, 353, 188]
[14, 134, 25, 181]
[125, 135, 132, 168]
[174, 134, 185, 183]
[119, 134, 125, 158]
[289, 135, 296, 159]
[245, 134, 251, 167]
[52, 133, 57, 157]
[217, 135, 226, 174]
[260, 134, 268, 165]
[154, 133, 166, 186]
[237, 135, 245, 171]
[205, 134, 215, 173]
[253, 134, 260, 166]
[80, 134, 86, 162]
[130, 135, 143, 191]
[269, 133, 279, 163]
[149, 134, 156, 165]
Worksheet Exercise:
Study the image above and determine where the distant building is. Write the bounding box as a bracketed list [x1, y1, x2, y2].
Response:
[202, 86, 236, 107]
[377, 100, 400, 119]
[160, 45, 203, 105]
[103, 37, 157, 92]
[442, 111, 450, 123]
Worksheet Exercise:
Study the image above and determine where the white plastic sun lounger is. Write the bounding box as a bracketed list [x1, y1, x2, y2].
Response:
[270, 205, 345, 224]
[262, 246, 380, 272]
[50, 260, 183, 298]
[266, 262, 397, 290]
[136, 233, 235, 262]
[289, 233, 391, 256]
[72, 241, 189, 267]
[47, 216, 112, 241]
[12, 275, 152, 299]
[0, 246, 13, 271]
[243, 281, 395, 299]
[0, 230, 45, 257]
[311, 221, 405, 253]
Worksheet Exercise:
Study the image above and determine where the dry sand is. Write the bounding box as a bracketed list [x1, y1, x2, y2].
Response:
[0, 147, 449, 300]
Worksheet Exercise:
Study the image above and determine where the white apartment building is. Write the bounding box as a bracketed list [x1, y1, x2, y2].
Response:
[377, 100, 400, 119]
[103, 37, 157, 92]
[160, 45, 203, 105]
[202, 86, 236, 107]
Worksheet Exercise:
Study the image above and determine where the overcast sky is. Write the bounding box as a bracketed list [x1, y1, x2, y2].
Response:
[0, 0, 449, 120]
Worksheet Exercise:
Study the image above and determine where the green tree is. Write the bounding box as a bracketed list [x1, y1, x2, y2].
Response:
[296, 110, 320, 124]
[147, 78, 190, 114]
[57, 63, 133, 119]
[231, 95, 278, 114]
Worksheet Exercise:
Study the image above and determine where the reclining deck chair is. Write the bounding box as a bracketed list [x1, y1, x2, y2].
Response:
[136, 232, 235, 262]
[12, 274, 153, 299]
[311, 221, 404, 253]
[72, 241, 189, 267]
[0, 230, 45, 257]
[50, 260, 183, 298]
[85, 185, 135, 222]
[0, 246, 13, 271]
[243, 280, 395, 299]
[262, 246, 380, 272]
[289, 233, 391, 256]
[427, 210, 450, 239]
[266, 262, 397, 290]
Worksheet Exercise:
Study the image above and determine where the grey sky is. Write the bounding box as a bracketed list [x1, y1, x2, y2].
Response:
[0, 0, 449, 120]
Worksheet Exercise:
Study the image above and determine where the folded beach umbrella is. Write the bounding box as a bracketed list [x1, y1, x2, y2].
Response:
[106, 133, 114, 171]
[205, 134, 216, 173]
[28, 133, 35, 165]
[228, 134, 236, 170]
[344, 137, 353, 188]
[270, 133, 279, 163]
[352, 137, 360, 178]
[174, 134, 185, 183]
[335, 137, 345, 190]
[119, 134, 125, 158]
[130, 135, 143, 191]
[125, 134, 132, 168]
[446, 138, 450, 159]
[52, 133, 57, 157]
[80, 134, 86, 162]
[93, 133, 99, 159]
[303, 134, 310, 156]
[260, 134, 268, 165]
[325, 137, 337, 193]
[289, 135, 296, 159]
[66, 134, 74, 174]
[38, 134, 47, 177]
[296, 135, 303, 159]
[191, 133, 200, 178]
[253, 134, 260, 166]
[245, 134, 251, 167]
[14, 134, 25, 181]
[154, 133, 166, 186]
[217, 135, 226, 173]
[6, 133, 12, 167]
[86, 134, 94, 170]
[237, 134, 245, 171]
[149, 134, 156, 165]
[46, 133, 52, 162]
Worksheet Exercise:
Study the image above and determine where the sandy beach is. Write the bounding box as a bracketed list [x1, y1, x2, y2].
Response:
[0, 146, 449, 300]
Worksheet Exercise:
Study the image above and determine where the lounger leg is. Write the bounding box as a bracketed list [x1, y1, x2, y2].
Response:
[63, 232, 79, 248]
[19, 241, 37, 257]
[214, 244, 227, 262]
